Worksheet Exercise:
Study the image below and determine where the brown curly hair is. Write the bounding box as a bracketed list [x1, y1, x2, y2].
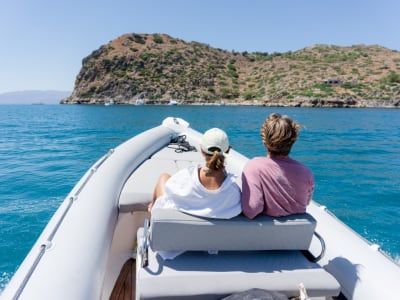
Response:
[260, 113, 302, 156]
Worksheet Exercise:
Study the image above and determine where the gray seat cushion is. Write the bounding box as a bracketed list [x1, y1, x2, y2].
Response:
[150, 209, 317, 251]
[136, 210, 340, 299]
[136, 236, 341, 299]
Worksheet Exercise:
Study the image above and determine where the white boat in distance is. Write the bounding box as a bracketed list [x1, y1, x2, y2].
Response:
[135, 99, 145, 105]
[2, 117, 399, 300]
[168, 99, 178, 105]
[104, 99, 115, 106]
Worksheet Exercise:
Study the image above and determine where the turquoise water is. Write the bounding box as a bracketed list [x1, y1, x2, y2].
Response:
[1, 105, 399, 291]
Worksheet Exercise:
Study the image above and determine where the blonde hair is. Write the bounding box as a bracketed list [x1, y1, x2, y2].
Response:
[260, 113, 302, 156]
[204, 147, 226, 171]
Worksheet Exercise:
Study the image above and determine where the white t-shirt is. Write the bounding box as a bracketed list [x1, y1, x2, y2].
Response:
[152, 165, 242, 260]
[153, 165, 242, 219]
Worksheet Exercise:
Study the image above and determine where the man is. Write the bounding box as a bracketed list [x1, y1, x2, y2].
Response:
[241, 113, 314, 219]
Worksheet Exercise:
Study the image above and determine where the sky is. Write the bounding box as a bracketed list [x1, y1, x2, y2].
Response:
[0, 0, 399, 94]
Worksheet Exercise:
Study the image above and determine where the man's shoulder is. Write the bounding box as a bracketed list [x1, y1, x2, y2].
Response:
[285, 158, 314, 179]
[244, 157, 267, 173]
[287, 158, 312, 170]
[247, 156, 267, 163]
[245, 156, 269, 167]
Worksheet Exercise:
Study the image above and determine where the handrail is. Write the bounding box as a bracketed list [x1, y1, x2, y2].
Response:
[13, 244, 46, 300]
[139, 218, 150, 268]
[73, 149, 114, 197]
[12, 149, 115, 299]
[312, 231, 326, 262]
[301, 231, 326, 263]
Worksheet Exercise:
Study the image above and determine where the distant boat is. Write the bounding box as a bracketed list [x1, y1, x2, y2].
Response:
[135, 99, 145, 106]
[168, 99, 178, 105]
[105, 99, 115, 106]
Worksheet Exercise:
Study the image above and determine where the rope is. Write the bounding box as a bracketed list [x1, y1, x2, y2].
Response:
[168, 135, 197, 153]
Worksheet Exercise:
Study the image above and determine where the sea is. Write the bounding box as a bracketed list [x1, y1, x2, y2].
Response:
[0, 104, 399, 291]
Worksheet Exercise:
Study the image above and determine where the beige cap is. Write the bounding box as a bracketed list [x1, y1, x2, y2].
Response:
[200, 128, 229, 155]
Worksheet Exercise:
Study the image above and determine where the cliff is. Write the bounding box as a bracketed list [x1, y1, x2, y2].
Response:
[61, 33, 400, 107]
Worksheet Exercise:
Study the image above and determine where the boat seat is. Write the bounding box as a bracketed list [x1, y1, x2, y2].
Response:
[135, 209, 341, 299]
[149, 208, 317, 251]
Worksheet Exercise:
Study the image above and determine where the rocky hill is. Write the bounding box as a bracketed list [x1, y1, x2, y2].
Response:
[61, 33, 400, 107]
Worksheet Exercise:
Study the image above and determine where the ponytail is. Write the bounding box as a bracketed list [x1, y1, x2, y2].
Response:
[205, 148, 225, 171]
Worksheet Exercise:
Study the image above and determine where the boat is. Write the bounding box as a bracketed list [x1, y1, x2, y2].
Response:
[135, 99, 145, 106]
[105, 99, 115, 106]
[1, 117, 399, 300]
[168, 99, 178, 105]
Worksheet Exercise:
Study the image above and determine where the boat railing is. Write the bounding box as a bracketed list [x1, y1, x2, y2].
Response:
[138, 218, 150, 268]
[301, 231, 326, 263]
[11, 149, 115, 299]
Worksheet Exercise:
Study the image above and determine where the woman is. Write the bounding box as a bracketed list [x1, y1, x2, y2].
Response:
[241, 113, 314, 219]
[148, 127, 241, 219]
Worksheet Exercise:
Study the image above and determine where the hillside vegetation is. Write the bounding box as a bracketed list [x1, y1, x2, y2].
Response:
[61, 33, 400, 107]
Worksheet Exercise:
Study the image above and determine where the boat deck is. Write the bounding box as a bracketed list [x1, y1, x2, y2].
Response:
[110, 258, 136, 300]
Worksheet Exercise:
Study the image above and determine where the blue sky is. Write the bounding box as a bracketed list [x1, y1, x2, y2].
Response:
[1, 0, 399, 93]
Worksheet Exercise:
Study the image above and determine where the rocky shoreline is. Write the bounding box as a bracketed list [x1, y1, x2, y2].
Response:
[61, 96, 400, 108]
[256, 98, 400, 108]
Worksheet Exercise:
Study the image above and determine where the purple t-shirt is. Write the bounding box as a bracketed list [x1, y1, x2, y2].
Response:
[241, 156, 314, 218]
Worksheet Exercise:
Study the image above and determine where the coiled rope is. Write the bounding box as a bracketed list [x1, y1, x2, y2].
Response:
[168, 135, 197, 153]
